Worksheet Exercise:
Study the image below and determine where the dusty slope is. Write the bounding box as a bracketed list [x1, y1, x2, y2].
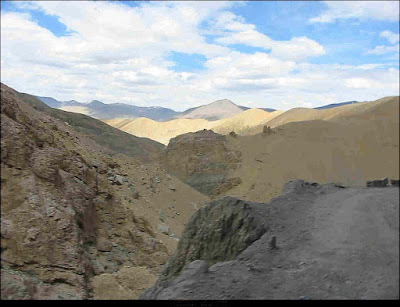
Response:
[161, 97, 399, 203]
[247, 96, 399, 135]
[211, 109, 284, 135]
[1, 83, 209, 300]
[104, 108, 282, 145]
[141, 181, 399, 300]
[227, 120, 399, 203]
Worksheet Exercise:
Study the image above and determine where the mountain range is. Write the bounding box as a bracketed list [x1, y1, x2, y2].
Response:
[37, 96, 180, 121]
[36, 95, 358, 122]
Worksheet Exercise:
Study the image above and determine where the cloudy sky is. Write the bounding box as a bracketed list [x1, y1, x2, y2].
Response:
[1, 1, 399, 110]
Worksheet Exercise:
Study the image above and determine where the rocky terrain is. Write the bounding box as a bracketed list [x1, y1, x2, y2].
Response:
[1, 82, 398, 300]
[141, 180, 399, 300]
[161, 130, 242, 197]
[1, 83, 209, 299]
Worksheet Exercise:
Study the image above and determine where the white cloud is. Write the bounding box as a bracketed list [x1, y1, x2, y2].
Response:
[345, 78, 384, 89]
[365, 31, 399, 56]
[213, 13, 325, 61]
[310, 1, 399, 23]
[381, 31, 400, 44]
[366, 44, 399, 55]
[1, 1, 399, 111]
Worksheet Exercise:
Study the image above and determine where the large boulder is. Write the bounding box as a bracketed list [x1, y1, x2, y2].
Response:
[155, 196, 269, 283]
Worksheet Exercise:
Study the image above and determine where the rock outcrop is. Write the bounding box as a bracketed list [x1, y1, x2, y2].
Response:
[161, 130, 242, 197]
[1, 83, 170, 299]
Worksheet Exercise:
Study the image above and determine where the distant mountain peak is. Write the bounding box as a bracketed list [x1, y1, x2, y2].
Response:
[212, 98, 234, 103]
[89, 100, 105, 105]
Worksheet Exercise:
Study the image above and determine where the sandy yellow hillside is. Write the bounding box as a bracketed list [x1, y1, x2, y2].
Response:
[211, 109, 284, 135]
[107, 117, 215, 145]
[103, 118, 137, 129]
[59, 105, 92, 116]
[104, 108, 283, 145]
[247, 97, 399, 135]
[222, 98, 399, 204]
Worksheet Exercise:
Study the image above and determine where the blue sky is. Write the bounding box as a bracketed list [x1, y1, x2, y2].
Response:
[1, 1, 399, 110]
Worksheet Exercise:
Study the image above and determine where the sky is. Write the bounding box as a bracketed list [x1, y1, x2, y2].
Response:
[1, 1, 399, 111]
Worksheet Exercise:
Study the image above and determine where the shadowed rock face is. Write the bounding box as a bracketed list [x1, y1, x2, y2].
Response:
[161, 130, 242, 197]
[141, 180, 399, 300]
[158, 197, 269, 283]
[1, 83, 169, 299]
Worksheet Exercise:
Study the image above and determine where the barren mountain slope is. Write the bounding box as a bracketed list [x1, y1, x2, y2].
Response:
[1, 83, 209, 300]
[211, 109, 284, 135]
[226, 119, 399, 203]
[247, 96, 399, 135]
[161, 97, 399, 203]
[179, 99, 244, 121]
[328, 96, 399, 122]
[141, 181, 399, 300]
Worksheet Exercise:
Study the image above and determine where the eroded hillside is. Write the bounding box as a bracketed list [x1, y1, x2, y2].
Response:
[0, 83, 209, 299]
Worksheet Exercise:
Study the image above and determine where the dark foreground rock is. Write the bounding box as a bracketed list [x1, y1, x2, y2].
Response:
[390, 179, 399, 187]
[140, 180, 399, 300]
[367, 178, 389, 187]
